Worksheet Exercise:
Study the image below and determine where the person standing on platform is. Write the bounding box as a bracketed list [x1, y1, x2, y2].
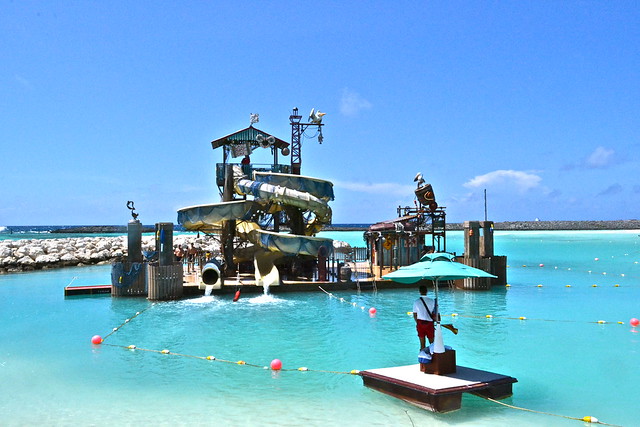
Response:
[413, 285, 437, 350]
[241, 154, 251, 177]
[187, 243, 197, 273]
[174, 245, 184, 263]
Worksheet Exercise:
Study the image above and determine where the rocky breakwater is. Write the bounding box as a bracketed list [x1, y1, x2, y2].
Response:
[0, 235, 220, 274]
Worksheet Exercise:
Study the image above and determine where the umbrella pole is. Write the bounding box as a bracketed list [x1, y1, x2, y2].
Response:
[432, 278, 446, 353]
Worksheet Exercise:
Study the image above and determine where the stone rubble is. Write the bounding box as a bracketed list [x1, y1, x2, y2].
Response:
[0, 235, 221, 274]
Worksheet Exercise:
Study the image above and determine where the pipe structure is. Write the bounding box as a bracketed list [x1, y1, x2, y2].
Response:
[201, 260, 221, 285]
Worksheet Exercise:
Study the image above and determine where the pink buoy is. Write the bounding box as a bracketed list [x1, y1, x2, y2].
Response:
[270, 359, 282, 370]
[594, 258, 599, 261]
[91, 335, 103, 345]
[369, 307, 377, 315]
[630, 318, 639, 327]
[539, 263, 544, 267]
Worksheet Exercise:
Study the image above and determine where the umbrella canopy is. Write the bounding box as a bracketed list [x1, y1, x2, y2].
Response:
[382, 252, 497, 353]
[383, 252, 497, 284]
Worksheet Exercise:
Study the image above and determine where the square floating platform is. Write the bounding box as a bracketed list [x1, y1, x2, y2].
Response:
[360, 364, 517, 413]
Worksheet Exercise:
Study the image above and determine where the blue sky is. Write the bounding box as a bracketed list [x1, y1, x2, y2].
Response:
[2, 2, 639, 226]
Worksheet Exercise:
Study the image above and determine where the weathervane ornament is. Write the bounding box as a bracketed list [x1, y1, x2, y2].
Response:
[250, 113, 259, 125]
[126, 201, 139, 220]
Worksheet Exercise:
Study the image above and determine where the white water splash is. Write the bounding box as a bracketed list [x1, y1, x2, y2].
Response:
[247, 294, 279, 304]
[182, 295, 217, 305]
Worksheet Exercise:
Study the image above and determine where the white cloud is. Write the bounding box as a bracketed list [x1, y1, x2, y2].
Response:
[463, 170, 542, 193]
[586, 146, 615, 168]
[14, 74, 34, 91]
[597, 183, 623, 196]
[333, 179, 414, 195]
[339, 88, 372, 116]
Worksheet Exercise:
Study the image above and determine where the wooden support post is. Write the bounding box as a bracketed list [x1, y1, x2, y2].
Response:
[147, 263, 183, 300]
[127, 220, 142, 263]
[222, 165, 236, 276]
[155, 222, 174, 266]
[464, 221, 480, 259]
[480, 221, 494, 258]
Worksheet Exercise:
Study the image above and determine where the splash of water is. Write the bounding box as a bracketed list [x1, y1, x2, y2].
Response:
[248, 294, 279, 304]
[204, 285, 213, 296]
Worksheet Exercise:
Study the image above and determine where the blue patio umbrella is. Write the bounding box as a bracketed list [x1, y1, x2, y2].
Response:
[383, 252, 497, 352]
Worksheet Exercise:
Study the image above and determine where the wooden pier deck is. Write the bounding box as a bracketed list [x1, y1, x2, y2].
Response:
[64, 284, 112, 296]
[360, 364, 517, 413]
[63, 275, 419, 297]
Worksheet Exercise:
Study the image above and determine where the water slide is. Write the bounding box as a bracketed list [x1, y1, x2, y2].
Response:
[177, 167, 334, 288]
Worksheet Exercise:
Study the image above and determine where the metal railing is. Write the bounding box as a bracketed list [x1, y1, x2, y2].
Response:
[216, 163, 291, 186]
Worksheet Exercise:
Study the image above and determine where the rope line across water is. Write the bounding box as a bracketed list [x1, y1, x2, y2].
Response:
[101, 303, 156, 341]
[94, 301, 621, 425]
[478, 395, 621, 426]
[101, 342, 360, 375]
[319, 286, 372, 312]
[437, 312, 628, 325]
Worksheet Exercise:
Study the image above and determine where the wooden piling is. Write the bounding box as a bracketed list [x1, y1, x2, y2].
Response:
[147, 263, 183, 300]
[460, 221, 507, 289]
[111, 261, 147, 297]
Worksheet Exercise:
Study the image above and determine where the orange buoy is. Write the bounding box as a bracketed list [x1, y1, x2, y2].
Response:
[233, 289, 241, 302]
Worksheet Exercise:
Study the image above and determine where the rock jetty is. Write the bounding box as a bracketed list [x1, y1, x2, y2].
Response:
[0, 235, 219, 274]
[446, 219, 640, 231]
[50, 225, 155, 234]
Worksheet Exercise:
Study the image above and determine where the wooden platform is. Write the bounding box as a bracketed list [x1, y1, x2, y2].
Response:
[64, 285, 111, 296]
[62, 277, 418, 297]
[360, 364, 517, 413]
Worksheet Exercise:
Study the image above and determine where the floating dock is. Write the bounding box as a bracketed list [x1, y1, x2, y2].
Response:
[63, 276, 421, 297]
[360, 364, 517, 413]
[64, 285, 112, 296]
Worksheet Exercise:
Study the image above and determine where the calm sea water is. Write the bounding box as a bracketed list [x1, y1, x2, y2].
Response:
[1, 230, 638, 426]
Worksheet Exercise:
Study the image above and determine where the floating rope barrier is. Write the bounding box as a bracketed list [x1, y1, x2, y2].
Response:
[507, 262, 640, 284]
[99, 303, 156, 342]
[319, 286, 374, 313]
[92, 306, 626, 425]
[95, 304, 360, 375]
[478, 395, 622, 426]
[101, 342, 360, 375]
[506, 282, 625, 288]
[434, 312, 628, 326]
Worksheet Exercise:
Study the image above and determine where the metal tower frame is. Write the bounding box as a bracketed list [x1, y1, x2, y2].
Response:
[289, 107, 323, 175]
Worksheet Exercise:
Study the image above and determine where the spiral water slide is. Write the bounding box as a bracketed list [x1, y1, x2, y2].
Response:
[177, 169, 334, 288]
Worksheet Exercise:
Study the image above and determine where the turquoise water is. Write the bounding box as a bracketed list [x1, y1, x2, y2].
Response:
[1, 231, 639, 426]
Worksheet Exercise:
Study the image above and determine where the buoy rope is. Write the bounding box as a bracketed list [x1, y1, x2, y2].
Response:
[509, 263, 638, 284]
[98, 303, 360, 374]
[439, 313, 626, 325]
[477, 395, 621, 426]
[101, 303, 156, 341]
[101, 342, 359, 375]
[319, 286, 370, 311]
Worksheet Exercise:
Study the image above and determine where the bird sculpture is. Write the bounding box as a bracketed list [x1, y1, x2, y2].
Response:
[309, 108, 326, 124]
[126, 201, 139, 220]
[414, 172, 425, 187]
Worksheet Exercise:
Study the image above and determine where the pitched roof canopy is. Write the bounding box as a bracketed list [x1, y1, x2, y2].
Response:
[210, 125, 289, 150]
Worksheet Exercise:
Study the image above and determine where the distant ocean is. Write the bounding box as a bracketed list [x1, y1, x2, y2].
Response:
[0, 227, 640, 427]
[0, 225, 136, 241]
[0, 229, 638, 426]
[0, 224, 373, 242]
